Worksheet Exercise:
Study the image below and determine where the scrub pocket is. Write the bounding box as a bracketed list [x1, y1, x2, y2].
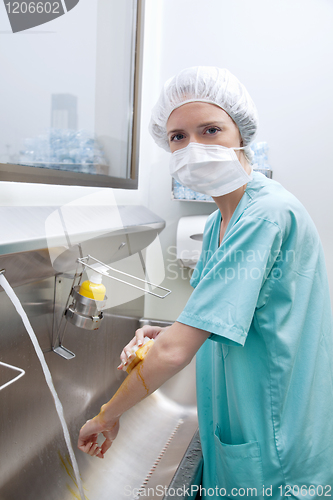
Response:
[214, 425, 264, 498]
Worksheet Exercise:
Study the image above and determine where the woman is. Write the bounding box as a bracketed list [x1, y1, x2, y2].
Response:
[78, 67, 333, 498]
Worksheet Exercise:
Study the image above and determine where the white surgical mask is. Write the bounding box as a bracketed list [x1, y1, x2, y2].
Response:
[169, 142, 252, 197]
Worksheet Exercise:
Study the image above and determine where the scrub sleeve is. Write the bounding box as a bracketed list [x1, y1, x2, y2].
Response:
[179, 215, 282, 345]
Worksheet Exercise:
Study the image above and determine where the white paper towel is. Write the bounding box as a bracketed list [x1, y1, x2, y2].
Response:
[176, 215, 209, 268]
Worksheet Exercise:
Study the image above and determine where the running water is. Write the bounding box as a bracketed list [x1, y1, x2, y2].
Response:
[0, 274, 86, 500]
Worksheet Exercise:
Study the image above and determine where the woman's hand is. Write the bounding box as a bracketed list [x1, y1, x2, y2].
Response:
[77, 413, 120, 459]
[117, 324, 168, 370]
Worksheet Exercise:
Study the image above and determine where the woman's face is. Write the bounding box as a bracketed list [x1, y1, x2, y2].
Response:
[166, 102, 243, 154]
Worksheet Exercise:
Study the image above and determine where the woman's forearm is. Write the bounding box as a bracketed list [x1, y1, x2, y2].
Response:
[78, 322, 209, 457]
[98, 346, 183, 426]
[94, 322, 209, 427]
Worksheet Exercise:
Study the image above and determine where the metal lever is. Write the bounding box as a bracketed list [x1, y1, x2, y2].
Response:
[0, 361, 25, 391]
[52, 276, 76, 359]
[77, 255, 171, 299]
[0, 271, 26, 384]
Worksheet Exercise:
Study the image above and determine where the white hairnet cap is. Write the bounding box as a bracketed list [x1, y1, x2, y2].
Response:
[149, 66, 258, 159]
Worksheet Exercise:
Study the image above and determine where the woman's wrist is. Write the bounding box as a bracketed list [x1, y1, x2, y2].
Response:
[94, 403, 120, 431]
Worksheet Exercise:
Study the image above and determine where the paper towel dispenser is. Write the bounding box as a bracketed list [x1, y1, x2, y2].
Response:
[176, 215, 209, 269]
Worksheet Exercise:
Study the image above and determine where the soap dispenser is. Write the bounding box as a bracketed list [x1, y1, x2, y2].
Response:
[79, 269, 106, 301]
[64, 266, 107, 330]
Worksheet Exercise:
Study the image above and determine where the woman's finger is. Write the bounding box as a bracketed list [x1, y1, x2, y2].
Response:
[118, 350, 136, 370]
[117, 325, 167, 370]
[79, 440, 97, 455]
[88, 442, 100, 456]
[119, 337, 137, 359]
[100, 438, 113, 455]
[135, 325, 156, 344]
[78, 442, 93, 454]
[135, 325, 166, 344]
[135, 327, 146, 346]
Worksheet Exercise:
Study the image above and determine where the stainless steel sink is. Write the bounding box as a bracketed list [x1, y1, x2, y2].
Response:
[0, 205, 200, 500]
[77, 319, 199, 500]
[0, 279, 198, 500]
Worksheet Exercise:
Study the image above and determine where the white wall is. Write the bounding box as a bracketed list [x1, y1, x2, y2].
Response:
[1, 0, 332, 321]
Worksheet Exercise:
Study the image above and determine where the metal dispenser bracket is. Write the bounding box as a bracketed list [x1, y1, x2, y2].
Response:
[52, 254, 171, 359]
[77, 255, 171, 299]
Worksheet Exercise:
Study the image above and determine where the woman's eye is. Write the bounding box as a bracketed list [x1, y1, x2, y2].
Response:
[205, 127, 220, 135]
[170, 133, 185, 142]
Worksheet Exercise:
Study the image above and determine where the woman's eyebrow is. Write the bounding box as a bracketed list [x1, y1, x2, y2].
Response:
[167, 121, 225, 135]
[167, 128, 185, 136]
[196, 121, 225, 128]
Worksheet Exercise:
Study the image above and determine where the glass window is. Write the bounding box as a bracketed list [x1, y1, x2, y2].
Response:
[0, 0, 143, 188]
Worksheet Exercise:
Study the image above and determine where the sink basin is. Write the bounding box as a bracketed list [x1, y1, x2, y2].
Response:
[0, 203, 200, 500]
[79, 321, 199, 500]
[0, 299, 198, 500]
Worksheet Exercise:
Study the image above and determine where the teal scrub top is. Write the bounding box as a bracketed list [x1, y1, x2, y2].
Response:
[177, 172, 333, 499]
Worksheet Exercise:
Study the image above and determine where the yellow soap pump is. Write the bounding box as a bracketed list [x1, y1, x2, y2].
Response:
[79, 269, 106, 301]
